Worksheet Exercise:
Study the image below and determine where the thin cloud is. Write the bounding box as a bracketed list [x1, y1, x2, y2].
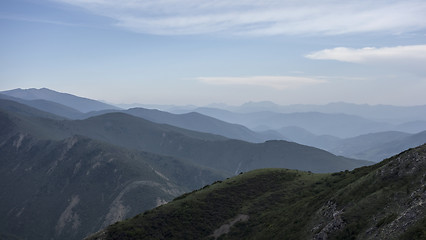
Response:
[52, 0, 426, 36]
[197, 76, 326, 89]
[0, 15, 79, 27]
[305, 45, 426, 63]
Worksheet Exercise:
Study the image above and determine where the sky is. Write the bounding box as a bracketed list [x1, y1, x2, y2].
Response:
[1, 0, 426, 106]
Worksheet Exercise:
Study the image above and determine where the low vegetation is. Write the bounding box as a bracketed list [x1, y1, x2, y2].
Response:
[89, 144, 426, 240]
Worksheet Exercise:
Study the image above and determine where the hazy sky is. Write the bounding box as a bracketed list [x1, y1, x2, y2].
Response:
[1, 0, 426, 106]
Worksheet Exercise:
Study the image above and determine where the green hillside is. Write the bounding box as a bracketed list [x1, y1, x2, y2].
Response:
[89, 144, 426, 240]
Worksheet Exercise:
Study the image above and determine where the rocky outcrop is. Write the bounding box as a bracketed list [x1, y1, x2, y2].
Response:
[312, 201, 345, 240]
[362, 149, 426, 239]
[211, 214, 250, 239]
[312, 146, 426, 239]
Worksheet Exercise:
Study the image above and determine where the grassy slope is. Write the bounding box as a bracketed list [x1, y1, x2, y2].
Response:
[91, 144, 426, 240]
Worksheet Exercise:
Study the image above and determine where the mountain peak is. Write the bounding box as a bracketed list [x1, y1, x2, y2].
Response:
[0, 88, 120, 113]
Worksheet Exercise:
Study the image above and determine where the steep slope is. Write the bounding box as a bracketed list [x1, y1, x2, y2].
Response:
[1, 88, 119, 113]
[0, 124, 224, 240]
[89, 144, 426, 240]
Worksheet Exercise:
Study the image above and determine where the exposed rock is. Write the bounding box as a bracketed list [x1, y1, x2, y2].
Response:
[312, 201, 345, 240]
[56, 195, 81, 236]
[156, 197, 168, 207]
[211, 214, 249, 239]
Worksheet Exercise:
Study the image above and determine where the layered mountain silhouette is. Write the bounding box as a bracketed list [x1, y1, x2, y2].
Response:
[1, 88, 425, 240]
[0, 97, 372, 240]
[2, 88, 425, 162]
[0, 89, 274, 143]
[0, 93, 83, 119]
[0, 88, 119, 113]
[277, 127, 426, 162]
[188, 107, 426, 161]
[0, 99, 369, 174]
[81, 108, 274, 143]
[88, 144, 426, 240]
[194, 101, 426, 124]
[192, 107, 392, 138]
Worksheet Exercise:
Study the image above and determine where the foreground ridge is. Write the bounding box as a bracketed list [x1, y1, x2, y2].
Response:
[88, 144, 426, 240]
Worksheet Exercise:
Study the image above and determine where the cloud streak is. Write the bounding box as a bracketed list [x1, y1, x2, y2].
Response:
[305, 45, 426, 63]
[52, 0, 426, 36]
[197, 76, 326, 89]
[0, 14, 79, 27]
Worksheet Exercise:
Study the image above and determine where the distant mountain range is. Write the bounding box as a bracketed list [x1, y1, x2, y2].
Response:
[0, 88, 119, 113]
[1, 87, 425, 240]
[88, 144, 426, 240]
[0, 89, 273, 143]
[82, 108, 277, 143]
[277, 127, 426, 162]
[200, 100, 426, 123]
[192, 106, 426, 137]
[123, 101, 426, 124]
[1, 88, 425, 162]
[187, 107, 426, 161]
[0, 97, 371, 240]
[325, 130, 426, 161]
[0, 99, 368, 174]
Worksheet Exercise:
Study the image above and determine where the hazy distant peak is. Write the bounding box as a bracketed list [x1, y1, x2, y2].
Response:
[240, 101, 279, 108]
[1, 88, 120, 113]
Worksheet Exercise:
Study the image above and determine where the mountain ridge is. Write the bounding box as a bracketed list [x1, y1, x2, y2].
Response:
[0, 99, 371, 174]
[0, 88, 119, 113]
[0, 98, 375, 240]
[191, 101, 426, 123]
[192, 108, 391, 138]
[82, 107, 271, 143]
[87, 143, 426, 240]
[0, 131, 225, 240]
[2, 89, 424, 161]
